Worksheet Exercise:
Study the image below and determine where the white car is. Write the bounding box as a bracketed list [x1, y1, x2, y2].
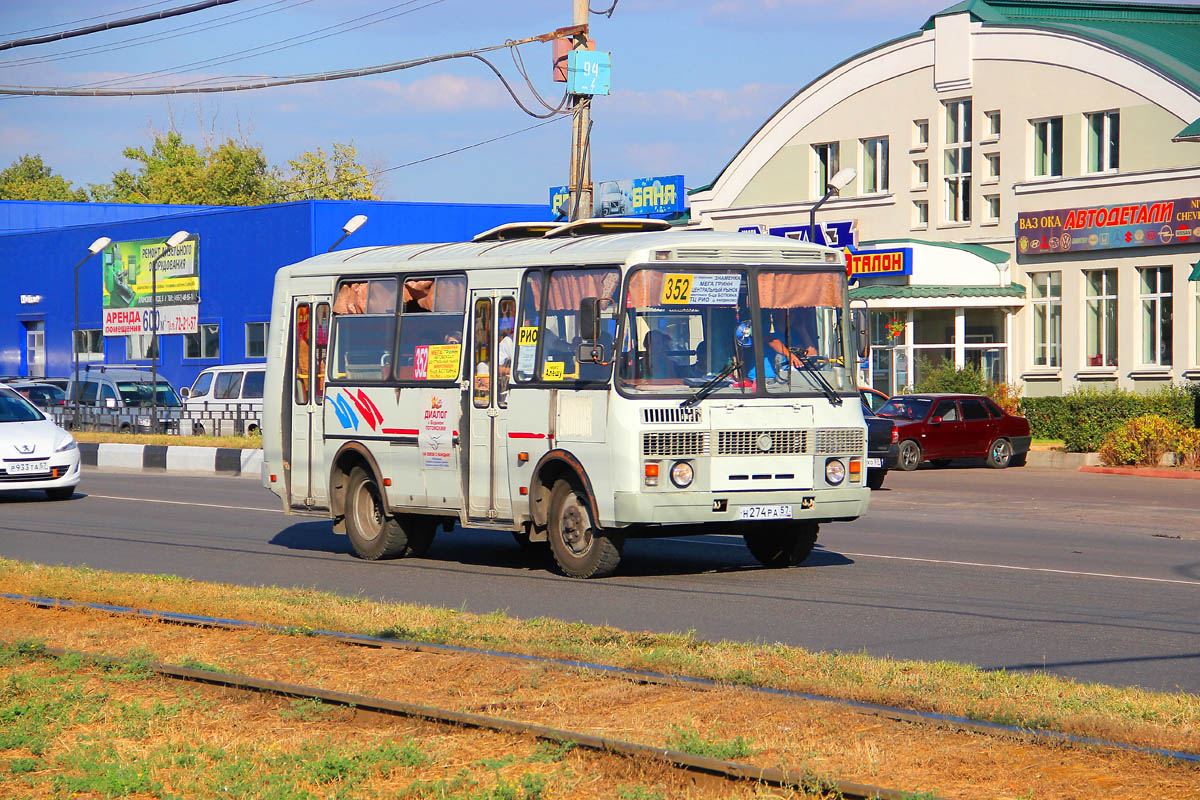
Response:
[0, 385, 80, 500]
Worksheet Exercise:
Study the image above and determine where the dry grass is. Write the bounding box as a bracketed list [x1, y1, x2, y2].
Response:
[1, 558, 1197, 760]
[72, 431, 261, 449]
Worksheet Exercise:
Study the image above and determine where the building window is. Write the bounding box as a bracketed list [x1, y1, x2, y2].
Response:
[1031, 272, 1061, 368]
[1087, 110, 1119, 173]
[964, 308, 1008, 384]
[813, 142, 840, 196]
[984, 194, 1000, 222]
[861, 136, 889, 193]
[943, 99, 971, 222]
[984, 152, 1000, 182]
[1033, 117, 1063, 177]
[73, 329, 103, 363]
[1085, 269, 1118, 367]
[914, 160, 928, 188]
[1139, 267, 1172, 366]
[913, 119, 929, 149]
[913, 200, 929, 228]
[985, 110, 1001, 140]
[245, 322, 268, 359]
[185, 323, 220, 360]
[126, 334, 158, 361]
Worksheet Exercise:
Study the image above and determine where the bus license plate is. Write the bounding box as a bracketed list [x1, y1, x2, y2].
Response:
[739, 504, 792, 520]
[866, 458, 883, 468]
[7, 462, 49, 475]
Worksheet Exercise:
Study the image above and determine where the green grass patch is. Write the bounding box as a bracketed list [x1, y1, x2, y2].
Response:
[665, 722, 755, 760]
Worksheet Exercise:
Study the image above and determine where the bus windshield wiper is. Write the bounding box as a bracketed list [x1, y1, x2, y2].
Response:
[681, 358, 742, 408]
[792, 352, 843, 406]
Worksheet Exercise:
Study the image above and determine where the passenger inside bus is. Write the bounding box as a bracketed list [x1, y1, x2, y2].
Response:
[639, 329, 680, 379]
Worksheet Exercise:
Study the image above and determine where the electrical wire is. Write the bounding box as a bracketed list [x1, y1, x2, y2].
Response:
[267, 116, 566, 201]
[509, 43, 566, 114]
[0, 0, 177, 37]
[589, 1, 618, 17]
[0, 0, 245, 52]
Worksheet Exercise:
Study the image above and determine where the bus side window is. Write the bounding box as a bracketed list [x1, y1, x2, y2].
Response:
[515, 271, 543, 383]
[497, 296, 515, 407]
[295, 302, 311, 404]
[541, 268, 620, 383]
[395, 275, 466, 382]
[329, 278, 397, 382]
[472, 298, 493, 408]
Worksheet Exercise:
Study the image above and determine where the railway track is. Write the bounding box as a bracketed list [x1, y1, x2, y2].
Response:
[7, 592, 1197, 765]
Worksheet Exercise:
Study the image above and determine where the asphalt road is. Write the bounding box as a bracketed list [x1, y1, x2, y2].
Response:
[2, 464, 1198, 693]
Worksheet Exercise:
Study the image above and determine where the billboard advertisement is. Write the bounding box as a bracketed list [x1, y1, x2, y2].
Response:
[102, 235, 199, 336]
[550, 175, 685, 218]
[1016, 196, 1200, 255]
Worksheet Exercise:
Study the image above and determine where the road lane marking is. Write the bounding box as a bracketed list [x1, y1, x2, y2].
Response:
[677, 537, 1200, 587]
[84, 494, 283, 514]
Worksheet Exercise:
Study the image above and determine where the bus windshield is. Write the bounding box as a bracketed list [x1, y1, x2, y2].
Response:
[617, 267, 853, 398]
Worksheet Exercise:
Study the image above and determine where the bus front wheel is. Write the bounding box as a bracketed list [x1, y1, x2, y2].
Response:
[345, 466, 409, 560]
[744, 522, 818, 568]
[547, 479, 622, 579]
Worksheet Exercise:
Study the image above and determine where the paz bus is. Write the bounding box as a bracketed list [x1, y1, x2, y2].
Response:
[262, 218, 871, 578]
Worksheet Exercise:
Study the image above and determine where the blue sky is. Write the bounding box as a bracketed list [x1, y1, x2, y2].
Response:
[0, 1, 1033, 204]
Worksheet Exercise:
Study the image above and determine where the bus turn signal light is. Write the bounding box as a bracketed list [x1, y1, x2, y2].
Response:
[644, 462, 659, 487]
[517, 452, 529, 463]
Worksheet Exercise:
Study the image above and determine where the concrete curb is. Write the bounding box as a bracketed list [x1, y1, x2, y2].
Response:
[78, 443, 262, 480]
[1025, 450, 1102, 469]
[1080, 465, 1200, 480]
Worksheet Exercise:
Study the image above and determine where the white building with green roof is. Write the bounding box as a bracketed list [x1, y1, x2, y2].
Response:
[688, 0, 1200, 396]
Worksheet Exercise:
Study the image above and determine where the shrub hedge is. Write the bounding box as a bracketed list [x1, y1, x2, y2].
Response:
[1098, 415, 1200, 468]
[1020, 384, 1198, 452]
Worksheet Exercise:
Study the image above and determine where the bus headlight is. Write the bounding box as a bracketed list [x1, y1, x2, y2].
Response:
[669, 461, 694, 488]
[825, 458, 846, 485]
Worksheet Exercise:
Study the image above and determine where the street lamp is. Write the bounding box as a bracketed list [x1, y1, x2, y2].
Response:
[808, 167, 857, 245]
[327, 214, 367, 252]
[72, 236, 111, 426]
[149, 230, 190, 431]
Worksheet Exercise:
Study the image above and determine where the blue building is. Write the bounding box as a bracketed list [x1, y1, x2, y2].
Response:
[1, 199, 551, 391]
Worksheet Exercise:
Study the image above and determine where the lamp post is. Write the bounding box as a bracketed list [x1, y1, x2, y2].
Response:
[808, 167, 857, 245]
[149, 231, 190, 432]
[72, 236, 112, 427]
[327, 214, 367, 252]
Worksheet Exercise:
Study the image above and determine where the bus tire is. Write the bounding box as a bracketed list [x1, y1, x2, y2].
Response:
[402, 517, 437, 558]
[345, 466, 409, 560]
[547, 479, 622, 578]
[744, 522, 818, 568]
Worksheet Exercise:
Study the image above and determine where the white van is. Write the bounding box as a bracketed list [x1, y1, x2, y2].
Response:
[182, 363, 264, 435]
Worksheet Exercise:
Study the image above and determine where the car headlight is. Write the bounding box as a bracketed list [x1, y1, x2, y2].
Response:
[825, 458, 845, 485]
[55, 436, 77, 453]
[669, 460, 694, 488]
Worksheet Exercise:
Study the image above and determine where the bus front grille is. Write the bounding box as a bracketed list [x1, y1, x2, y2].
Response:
[717, 429, 808, 456]
[641, 407, 703, 424]
[643, 431, 711, 457]
[815, 428, 865, 454]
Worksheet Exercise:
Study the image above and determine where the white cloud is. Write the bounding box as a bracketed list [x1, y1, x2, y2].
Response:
[361, 73, 510, 112]
[606, 82, 791, 123]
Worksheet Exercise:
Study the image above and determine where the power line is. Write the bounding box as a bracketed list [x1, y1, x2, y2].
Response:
[589, 1, 619, 18]
[268, 117, 566, 201]
[0, 0, 246, 52]
[0, 0, 178, 37]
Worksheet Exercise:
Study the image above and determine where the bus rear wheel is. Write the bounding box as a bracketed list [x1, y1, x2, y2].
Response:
[345, 466, 409, 560]
[547, 479, 622, 578]
[743, 522, 818, 568]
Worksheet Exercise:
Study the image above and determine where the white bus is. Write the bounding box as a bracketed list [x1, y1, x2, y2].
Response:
[263, 219, 871, 578]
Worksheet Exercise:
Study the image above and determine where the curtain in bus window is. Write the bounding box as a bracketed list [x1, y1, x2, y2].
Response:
[295, 303, 311, 404]
[515, 272, 543, 382]
[497, 296, 516, 406]
[756, 270, 850, 393]
[330, 278, 397, 382]
[314, 303, 330, 400]
[394, 276, 466, 381]
[541, 268, 619, 382]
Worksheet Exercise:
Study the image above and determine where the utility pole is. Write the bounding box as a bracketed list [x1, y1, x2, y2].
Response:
[567, 0, 591, 221]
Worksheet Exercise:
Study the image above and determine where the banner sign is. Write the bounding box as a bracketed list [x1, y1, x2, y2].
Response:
[102, 235, 199, 336]
[844, 247, 912, 279]
[551, 175, 685, 218]
[1017, 197, 1200, 254]
[738, 220, 859, 249]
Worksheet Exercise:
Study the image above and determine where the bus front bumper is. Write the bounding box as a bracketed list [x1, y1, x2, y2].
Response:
[611, 486, 870, 527]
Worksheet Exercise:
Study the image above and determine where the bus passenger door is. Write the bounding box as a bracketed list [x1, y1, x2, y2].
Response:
[288, 297, 331, 509]
[466, 291, 516, 523]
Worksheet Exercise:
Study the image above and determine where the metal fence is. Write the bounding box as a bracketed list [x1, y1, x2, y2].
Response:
[52, 404, 261, 437]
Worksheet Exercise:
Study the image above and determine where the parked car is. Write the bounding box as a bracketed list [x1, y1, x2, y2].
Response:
[859, 386, 890, 412]
[875, 393, 1031, 470]
[862, 402, 898, 489]
[66, 365, 182, 431]
[9, 381, 68, 409]
[0, 385, 79, 500]
[181, 363, 264, 435]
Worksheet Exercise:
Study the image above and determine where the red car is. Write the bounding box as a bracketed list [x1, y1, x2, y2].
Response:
[875, 393, 1031, 470]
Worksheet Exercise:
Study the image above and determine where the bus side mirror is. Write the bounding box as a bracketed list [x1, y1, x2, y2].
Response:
[578, 297, 613, 343]
[851, 307, 868, 360]
[577, 342, 612, 365]
[179, 387, 190, 399]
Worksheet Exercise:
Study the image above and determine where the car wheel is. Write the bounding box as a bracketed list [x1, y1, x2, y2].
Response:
[866, 470, 886, 490]
[119, 424, 132, 433]
[344, 466, 410, 560]
[743, 522, 818, 567]
[401, 516, 437, 558]
[987, 438, 1013, 469]
[547, 479, 622, 578]
[193, 423, 206, 436]
[45, 487, 75, 501]
[898, 440, 922, 471]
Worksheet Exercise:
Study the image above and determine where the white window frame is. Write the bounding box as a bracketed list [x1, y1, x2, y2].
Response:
[813, 142, 840, 197]
[126, 334, 158, 361]
[1032, 116, 1063, 178]
[1086, 110, 1119, 174]
[912, 200, 929, 230]
[245, 321, 269, 359]
[1084, 268, 1118, 369]
[1138, 266, 1172, 367]
[983, 194, 1000, 225]
[861, 136, 889, 194]
[1030, 272, 1061, 368]
[943, 99, 972, 223]
[184, 322, 221, 361]
[913, 160, 929, 189]
[73, 328, 104, 363]
[913, 119, 929, 150]
[984, 110, 1001, 141]
[983, 152, 1000, 184]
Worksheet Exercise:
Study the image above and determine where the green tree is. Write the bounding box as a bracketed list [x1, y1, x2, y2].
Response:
[0, 154, 87, 201]
[274, 141, 377, 201]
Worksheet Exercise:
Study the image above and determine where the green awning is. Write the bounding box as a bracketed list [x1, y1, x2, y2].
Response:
[858, 238, 1011, 264]
[850, 283, 1026, 300]
[1175, 118, 1200, 143]
[1189, 260, 1200, 281]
